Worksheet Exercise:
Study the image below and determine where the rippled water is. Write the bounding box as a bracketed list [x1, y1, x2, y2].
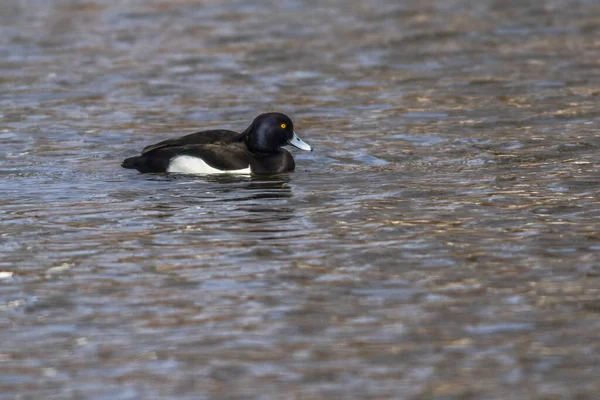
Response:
[2, 0, 600, 398]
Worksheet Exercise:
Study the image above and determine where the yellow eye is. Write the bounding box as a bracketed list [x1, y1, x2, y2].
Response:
[280, 123, 287, 129]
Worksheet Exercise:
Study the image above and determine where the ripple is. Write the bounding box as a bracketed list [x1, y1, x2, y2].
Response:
[1, 0, 600, 398]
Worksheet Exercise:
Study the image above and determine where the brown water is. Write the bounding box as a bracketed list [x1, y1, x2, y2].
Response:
[2, 0, 600, 399]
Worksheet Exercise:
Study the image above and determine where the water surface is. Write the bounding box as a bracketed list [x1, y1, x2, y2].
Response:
[1, 0, 600, 398]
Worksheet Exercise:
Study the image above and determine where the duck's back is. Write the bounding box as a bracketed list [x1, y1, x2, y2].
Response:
[142, 130, 241, 154]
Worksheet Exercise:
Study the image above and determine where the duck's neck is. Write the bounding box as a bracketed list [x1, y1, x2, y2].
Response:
[231, 131, 247, 143]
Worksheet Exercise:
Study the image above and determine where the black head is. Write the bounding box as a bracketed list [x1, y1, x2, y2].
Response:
[243, 113, 312, 153]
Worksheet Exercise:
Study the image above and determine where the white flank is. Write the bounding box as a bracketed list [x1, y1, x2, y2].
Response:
[167, 155, 251, 175]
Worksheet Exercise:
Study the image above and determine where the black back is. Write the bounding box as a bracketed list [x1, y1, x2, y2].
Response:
[141, 130, 241, 154]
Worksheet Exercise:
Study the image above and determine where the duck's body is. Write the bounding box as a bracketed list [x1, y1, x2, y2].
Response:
[123, 142, 295, 174]
[121, 113, 311, 175]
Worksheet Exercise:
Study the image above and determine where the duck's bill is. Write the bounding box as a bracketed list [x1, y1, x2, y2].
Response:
[287, 132, 312, 151]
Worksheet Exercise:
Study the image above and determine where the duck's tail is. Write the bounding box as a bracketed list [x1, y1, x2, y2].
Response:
[121, 156, 141, 169]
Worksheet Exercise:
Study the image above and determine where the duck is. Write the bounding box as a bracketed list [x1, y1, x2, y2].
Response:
[121, 112, 312, 175]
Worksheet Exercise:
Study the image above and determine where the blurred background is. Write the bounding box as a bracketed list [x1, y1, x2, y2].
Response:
[1, 0, 600, 398]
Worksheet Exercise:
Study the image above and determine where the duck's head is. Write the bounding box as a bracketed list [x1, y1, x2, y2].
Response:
[243, 113, 312, 154]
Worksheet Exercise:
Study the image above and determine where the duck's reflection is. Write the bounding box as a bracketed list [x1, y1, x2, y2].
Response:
[210, 174, 293, 201]
[150, 173, 297, 227]
[222, 175, 295, 226]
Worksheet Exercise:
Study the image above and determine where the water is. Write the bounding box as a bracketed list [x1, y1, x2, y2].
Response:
[2, 0, 600, 398]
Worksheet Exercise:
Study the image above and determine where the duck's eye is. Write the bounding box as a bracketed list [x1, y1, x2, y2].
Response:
[280, 123, 287, 129]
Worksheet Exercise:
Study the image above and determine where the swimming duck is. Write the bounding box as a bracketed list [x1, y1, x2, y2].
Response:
[121, 112, 312, 175]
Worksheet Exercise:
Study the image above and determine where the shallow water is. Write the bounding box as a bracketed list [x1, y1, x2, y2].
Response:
[2, 0, 600, 398]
